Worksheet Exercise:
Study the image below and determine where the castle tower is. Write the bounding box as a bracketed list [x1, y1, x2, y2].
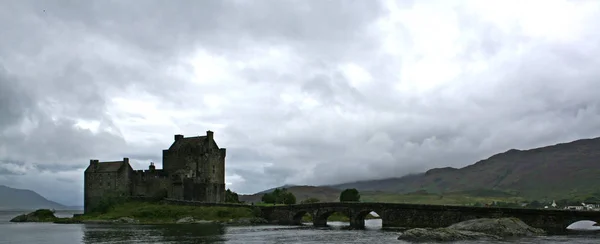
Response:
[161, 130, 226, 202]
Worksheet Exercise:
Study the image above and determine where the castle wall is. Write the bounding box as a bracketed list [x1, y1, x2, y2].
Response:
[194, 146, 226, 202]
[131, 170, 169, 198]
[163, 148, 200, 178]
[163, 138, 226, 202]
[84, 167, 131, 213]
[170, 182, 184, 200]
[181, 179, 226, 202]
[119, 166, 133, 195]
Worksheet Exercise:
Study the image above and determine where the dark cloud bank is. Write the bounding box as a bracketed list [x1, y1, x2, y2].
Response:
[1, 0, 600, 205]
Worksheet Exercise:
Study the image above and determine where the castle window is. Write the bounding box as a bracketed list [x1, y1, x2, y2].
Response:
[213, 165, 215, 173]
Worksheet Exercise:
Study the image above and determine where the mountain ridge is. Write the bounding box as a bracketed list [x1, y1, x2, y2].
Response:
[327, 136, 600, 199]
[251, 136, 600, 200]
[0, 185, 75, 210]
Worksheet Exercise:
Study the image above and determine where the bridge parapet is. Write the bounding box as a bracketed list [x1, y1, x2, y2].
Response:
[258, 202, 600, 232]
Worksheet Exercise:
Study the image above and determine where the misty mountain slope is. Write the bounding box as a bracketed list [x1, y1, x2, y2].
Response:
[329, 137, 600, 199]
[328, 174, 425, 192]
[240, 185, 341, 203]
[0, 185, 67, 210]
[255, 184, 298, 194]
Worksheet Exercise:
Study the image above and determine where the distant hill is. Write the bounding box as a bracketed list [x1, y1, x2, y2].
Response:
[0, 185, 70, 210]
[255, 184, 298, 194]
[239, 185, 341, 203]
[327, 137, 600, 200]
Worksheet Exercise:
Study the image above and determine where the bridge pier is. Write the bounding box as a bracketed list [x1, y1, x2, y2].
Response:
[349, 216, 366, 229]
[313, 217, 328, 227]
[260, 202, 600, 232]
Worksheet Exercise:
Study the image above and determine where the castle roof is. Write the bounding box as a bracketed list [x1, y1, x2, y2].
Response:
[85, 160, 128, 173]
[168, 136, 209, 150]
[95, 161, 126, 172]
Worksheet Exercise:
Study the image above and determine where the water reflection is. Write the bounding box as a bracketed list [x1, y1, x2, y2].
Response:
[82, 223, 226, 244]
[80, 220, 385, 244]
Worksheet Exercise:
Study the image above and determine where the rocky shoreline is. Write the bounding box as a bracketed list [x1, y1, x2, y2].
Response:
[9, 209, 270, 226]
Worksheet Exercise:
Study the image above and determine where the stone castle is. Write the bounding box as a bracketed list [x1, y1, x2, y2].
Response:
[84, 131, 226, 213]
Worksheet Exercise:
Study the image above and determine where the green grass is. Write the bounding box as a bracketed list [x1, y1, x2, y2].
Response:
[78, 202, 259, 224]
[31, 209, 57, 221]
[252, 202, 288, 206]
[361, 192, 525, 206]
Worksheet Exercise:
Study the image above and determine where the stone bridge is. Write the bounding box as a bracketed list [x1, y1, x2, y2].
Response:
[259, 202, 600, 233]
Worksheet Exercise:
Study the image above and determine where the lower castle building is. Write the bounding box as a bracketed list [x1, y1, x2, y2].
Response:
[84, 131, 226, 213]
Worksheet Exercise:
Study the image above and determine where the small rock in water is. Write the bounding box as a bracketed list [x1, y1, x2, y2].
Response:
[176, 217, 195, 223]
[398, 218, 545, 242]
[10, 209, 57, 223]
[447, 217, 545, 237]
[112, 217, 138, 224]
[176, 217, 215, 224]
[398, 228, 500, 242]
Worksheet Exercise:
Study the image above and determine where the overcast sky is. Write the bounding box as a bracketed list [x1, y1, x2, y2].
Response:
[1, 0, 600, 206]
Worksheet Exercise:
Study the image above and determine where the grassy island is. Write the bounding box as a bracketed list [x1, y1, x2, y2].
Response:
[10, 201, 379, 225]
[83, 202, 258, 223]
[11, 202, 263, 225]
[10, 209, 61, 223]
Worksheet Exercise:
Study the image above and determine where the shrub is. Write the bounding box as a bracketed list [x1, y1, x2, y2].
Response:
[340, 188, 360, 202]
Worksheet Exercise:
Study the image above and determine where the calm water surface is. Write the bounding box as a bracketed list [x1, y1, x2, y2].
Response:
[1, 211, 599, 243]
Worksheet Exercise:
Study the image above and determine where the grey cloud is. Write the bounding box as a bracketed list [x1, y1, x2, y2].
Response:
[301, 72, 366, 106]
[10, 0, 385, 61]
[1, 159, 85, 175]
[34, 163, 87, 174]
[0, 67, 33, 129]
[0, 165, 25, 176]
[2, 0, 600, 201]
[0, 168, 20, 176]
[2, 117, 126, 163]
[56, 177, 77, 183]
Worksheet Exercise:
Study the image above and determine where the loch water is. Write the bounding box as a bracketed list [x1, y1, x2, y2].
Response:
[1, 211, 599, 244]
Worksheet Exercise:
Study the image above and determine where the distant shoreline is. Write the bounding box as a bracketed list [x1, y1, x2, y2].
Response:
[0, 208, 83, 212]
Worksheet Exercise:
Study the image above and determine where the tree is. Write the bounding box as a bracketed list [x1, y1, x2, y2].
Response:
[261, 188, 297, 205]
[261, 192, 276, 204]
[280, 191, 296, 204]
[339, 188, 360, 202]
[225, 189, 240, 203]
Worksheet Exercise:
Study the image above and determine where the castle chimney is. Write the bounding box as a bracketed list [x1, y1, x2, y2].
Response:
[90, 159, 99, 169]
[174, 134, 184, 141]
[123, 158, 129, 164]
[149, 162, 155, 171]
[207, 130, 213, 142]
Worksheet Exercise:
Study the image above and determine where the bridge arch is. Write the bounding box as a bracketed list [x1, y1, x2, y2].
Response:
[292, 210, 313, 225]
[350, 208, 385, 229]
[566, 220, 600, 231]
[313, 208, 352, 227]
